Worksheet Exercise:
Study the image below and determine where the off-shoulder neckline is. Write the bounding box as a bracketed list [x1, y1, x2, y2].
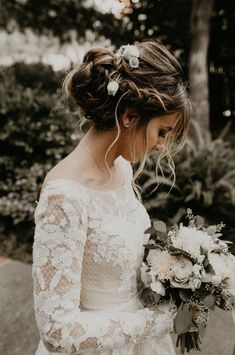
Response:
[41, 156, 132, 194]
[41, 177, 130, 194]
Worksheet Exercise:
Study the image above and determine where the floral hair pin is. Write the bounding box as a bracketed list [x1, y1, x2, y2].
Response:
[107, 44, 140, 97]
[107, 73, 122, 96]
[117, 44, 140, 69]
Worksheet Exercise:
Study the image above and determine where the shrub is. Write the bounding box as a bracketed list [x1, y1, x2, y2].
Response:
[0, 63, 83, 261]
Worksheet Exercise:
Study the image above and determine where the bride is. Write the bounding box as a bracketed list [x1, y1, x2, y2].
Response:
[32, 40, 191, 354]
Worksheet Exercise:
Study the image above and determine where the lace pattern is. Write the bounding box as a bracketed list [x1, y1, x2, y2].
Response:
[32, 157, 175, 354]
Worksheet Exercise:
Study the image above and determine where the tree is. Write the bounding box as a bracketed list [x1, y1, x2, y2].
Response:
[189, 0, 214, 137]
[121, 0, 234, 137]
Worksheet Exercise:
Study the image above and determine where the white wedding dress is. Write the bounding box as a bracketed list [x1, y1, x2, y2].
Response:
[32, 155, 176, 354]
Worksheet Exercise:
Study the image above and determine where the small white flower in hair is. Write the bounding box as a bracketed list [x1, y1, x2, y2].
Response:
[122, 44, 140, 61]
[129, 56, 139, 68]
[107, 73, 121, 96]
[107, 80, 119, 96]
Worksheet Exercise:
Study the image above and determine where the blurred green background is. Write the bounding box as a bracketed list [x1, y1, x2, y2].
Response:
[0, 0, 235, 261]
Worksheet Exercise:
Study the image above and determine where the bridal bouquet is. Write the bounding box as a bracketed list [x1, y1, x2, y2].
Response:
[138, 209, 235, 354]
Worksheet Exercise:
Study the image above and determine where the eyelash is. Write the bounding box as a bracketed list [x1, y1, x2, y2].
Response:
[159, 131, 167, 138]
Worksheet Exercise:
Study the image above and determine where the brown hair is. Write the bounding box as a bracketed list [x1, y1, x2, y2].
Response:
[62, 40, 191, 202]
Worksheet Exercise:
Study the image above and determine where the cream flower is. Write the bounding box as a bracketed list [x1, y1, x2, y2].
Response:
[116, 44, 140, 69]
[208, 252, 229, 279]
[206, 252, 235, 288]
[146, 249, 176, 280]
[129, 57, 139, 68]
[170, 257, 193, 288]
[211, 274, 223, 286]
[171, 226, 214, 261]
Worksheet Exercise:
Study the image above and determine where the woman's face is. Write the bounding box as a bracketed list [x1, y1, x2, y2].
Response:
[123, 112, 180, 162]
[145, 112, 180, 153]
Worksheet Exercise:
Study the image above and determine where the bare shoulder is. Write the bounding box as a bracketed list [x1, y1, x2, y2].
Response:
[42, 152, 85, 186]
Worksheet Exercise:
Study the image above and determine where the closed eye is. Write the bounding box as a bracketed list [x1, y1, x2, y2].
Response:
[159, 130, 167, 138]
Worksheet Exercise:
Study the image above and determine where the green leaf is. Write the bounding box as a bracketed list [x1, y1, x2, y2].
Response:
[174, 306, 192, 334]
[206, 264, 216, 275]
[198, 325, 206, 338]
[143, 244, 162, 250]
[203, 294, 215, 310]
[205, 226, 217, 235]
[195, 215, 204, 228]
[144, 226, 156, 234]
[153, 220, 167, 233]
[179, 290, 190, 302]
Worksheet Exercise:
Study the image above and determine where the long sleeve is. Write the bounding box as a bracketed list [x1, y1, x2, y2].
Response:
[32, 183, 175, 354]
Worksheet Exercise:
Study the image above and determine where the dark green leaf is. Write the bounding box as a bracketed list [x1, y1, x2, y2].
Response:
[174, 307, 192, 334]
[153, 220, 167, 233]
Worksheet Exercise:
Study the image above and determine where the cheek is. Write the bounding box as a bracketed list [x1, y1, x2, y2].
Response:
[148, 130, 159, 145]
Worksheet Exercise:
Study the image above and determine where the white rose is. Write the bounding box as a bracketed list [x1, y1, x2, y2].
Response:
[170, 257, 193, 288]
[173, 257, 193, 280]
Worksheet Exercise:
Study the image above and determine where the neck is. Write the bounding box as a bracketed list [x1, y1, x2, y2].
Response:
[77, 127, 122, 171]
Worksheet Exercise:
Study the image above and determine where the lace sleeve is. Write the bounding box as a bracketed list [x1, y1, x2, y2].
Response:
[32, 185, 175, 354]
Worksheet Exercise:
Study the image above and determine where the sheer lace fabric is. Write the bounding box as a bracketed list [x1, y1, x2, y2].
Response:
[32, 156, 176, 354]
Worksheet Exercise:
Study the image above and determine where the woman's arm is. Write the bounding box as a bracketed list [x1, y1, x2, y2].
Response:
[32, 185, 175, 354]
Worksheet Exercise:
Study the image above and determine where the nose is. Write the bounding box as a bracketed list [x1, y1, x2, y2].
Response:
[155, 145, 161, 151]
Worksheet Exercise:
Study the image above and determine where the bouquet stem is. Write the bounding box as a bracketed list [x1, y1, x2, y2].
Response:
[176, 331, 202, 353]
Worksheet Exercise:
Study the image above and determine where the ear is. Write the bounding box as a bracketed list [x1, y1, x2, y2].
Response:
[121, 108, 140, 128]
